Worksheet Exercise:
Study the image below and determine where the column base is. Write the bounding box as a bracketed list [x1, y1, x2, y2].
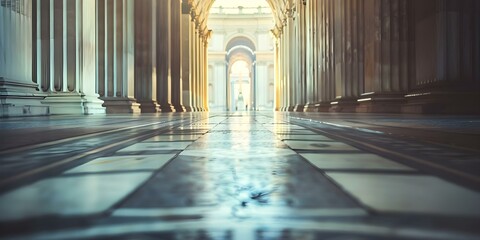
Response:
[315, 102, 331, 112]
[294, 104, 305, 112]
[184, 106, 193, 112]
[287, 106, 295, 112]
[356, 92, 405, 113]
[0, 78, 49, 117]
[42, 92, 105, 115]
[402, 91, 480, 114]
[138, 100, 159, 113]
[82, 94, 106, 115]
[303, 103, 317, 112]
[173, 104, 186, 112]
[159, 103, 175, 113]
[329, 97, 358, 112]
[101, 97, 141, 114]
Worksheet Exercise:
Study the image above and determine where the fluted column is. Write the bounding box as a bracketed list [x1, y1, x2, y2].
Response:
[294, 0, 306, 112]
[155, 0, 174, 112]
[274, 38, 281, 111]
[134, 0, 158, 113]
[37, 0, 105, 115]
[282, 22, 288, 111]
[202, 36, 209, 111]
[180, 1, 193, 112]
[287, 10, 295, 111]
[402, 0, 480, 114]
[170, 0, 185, 112]
[304, 0, 317, 112]
[358, 0, 408, 113]
[97, 0, 140, 113]
[190, 21, 198, 111]
[199, 34, 205, 111]
[0, 0, 49, 117]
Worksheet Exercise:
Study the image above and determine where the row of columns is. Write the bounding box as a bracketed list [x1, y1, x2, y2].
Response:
[1, 0, 211, 117]
[98, 0, 210, 113]
[273, 0, 480, 114]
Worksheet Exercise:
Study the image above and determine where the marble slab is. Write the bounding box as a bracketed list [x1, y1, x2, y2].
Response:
[301, 153, 414, 171]
[277, 134, 334, 141]
[144, 135, 203, 142]
[271, 129, 317, 135]
[66, 154, 176, 173]
[284, 140, 359, 151]
[118, 142, 192, 152]
[0, 173, 150, 221]
[327, 173, 480, 217]
[0, 154, 177, 221]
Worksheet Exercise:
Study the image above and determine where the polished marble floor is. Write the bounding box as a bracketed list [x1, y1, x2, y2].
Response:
[0, 112, 479, 239]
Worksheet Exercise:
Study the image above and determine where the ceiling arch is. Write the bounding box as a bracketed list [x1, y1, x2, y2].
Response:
[190, 0, 291, 32]
[226, 36, 256, 52]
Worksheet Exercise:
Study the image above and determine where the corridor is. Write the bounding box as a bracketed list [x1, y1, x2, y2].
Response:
[0, 113, 479, 239]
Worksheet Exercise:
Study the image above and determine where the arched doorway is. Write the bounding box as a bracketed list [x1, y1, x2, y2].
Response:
[226, 43, 256, 111]
[207, 1, 275, 112]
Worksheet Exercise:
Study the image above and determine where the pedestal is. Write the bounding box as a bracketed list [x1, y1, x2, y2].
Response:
[159, 103, 175, 113]
[329, 97, 358, 112]
[138, 100, 159, 113]
[294, 104, 305, 112]
[102, 97, 141, 114]
[0, 79, 49, 117]
[402, 91, 480, 114]
[42, 93, 105, 115]
[356, 92, 405, 113]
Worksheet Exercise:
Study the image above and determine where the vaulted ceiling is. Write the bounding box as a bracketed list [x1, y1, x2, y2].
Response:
[189, 0, 293, 34]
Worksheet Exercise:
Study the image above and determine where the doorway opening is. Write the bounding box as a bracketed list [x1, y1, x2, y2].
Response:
[207, 0, 275, 112]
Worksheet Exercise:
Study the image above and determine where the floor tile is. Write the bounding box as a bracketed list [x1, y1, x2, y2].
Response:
[327, 173, 480, 216]
[118, 142, 192, 152]
[0, 173, 151, 221]
[277, 134, 334, 141]
[144, 135, 203, 142]
[301, 153, 414, 171]
[66, 154, 176, 173]
[284, 140, 359, 151]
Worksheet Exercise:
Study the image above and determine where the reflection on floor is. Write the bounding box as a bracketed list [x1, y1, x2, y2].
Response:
[0, 112, 479, 239]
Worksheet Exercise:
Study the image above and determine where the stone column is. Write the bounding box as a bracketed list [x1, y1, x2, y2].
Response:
[287, 9, 295, 111]
[155, 0, 173, 112]
[294, 0, 306, 112]
[358, 0, 408, 113]
[1, 0, 49, 117]
[38, 0, 105, 115]
[97, 0, 140, 113]
[402, 0, 480, 114]
[304, 0, 317, 112]
[191, 24, 198, 111]
[199, 34, 206, 111]
[202, 35, 209, 111]
[317, 0, 336, 111]
[282, 21, 288, 111]
[273, 36, 281, 111]
[328, 0, 358, 112]
[170, 0, 185, 112]
[180, 1, 193, 112]
[134, 0, 158, 112]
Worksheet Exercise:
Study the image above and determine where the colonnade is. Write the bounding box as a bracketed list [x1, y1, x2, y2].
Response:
[2, 0, 479, 116]
[272, 0, 480, 114]
[0, 0, 210, 117]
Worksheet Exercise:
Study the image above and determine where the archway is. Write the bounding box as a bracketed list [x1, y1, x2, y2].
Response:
[207, 0, 275, 111]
